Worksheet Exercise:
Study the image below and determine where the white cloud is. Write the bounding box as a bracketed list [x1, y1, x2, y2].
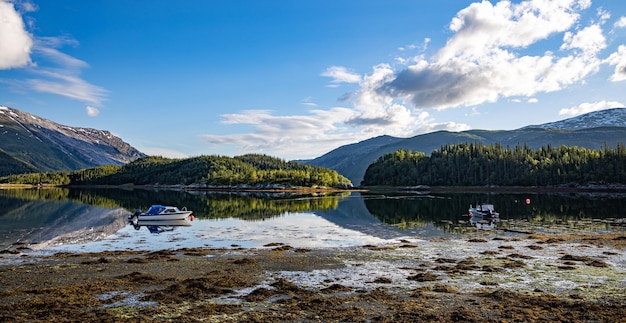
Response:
[606, 45, 626, 82]
[86, 106, 99, 117]
[0, 0, 33, 69]
[596, 8, 610, 24]
[0, 5, 106, 106]
[561, 24, 606, 55]
[374, 0, 604, 110]
[441, 0, 587, 61]
[559, 100, 624, 116]
[321, 66, 361, 86]
[615, 16, 626, 28]
[395, 39, 430, 65]
[528, 98, 539, 103]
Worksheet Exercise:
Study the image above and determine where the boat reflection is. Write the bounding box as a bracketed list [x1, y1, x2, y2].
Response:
[129, 219, 192, 234]
[468, 214, 499, 230]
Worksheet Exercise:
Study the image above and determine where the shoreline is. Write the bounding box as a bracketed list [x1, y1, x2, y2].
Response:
[4, 183, 626, 194]
[2, 233, 625, 322]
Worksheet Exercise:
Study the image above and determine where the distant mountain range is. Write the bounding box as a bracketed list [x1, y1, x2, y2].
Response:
[4, 105, 626, 187]
[302, 108, 626, 186]
[0, 106, 145, 176]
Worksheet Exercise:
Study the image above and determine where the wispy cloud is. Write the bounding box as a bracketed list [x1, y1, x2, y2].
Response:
[0, 1, 106, 107]
[615, 16, 626, 28]
[26, 68, 107, 105]
[300, 97, 318, 107]
[559, 100, 625, 116]
[202, 105, 469, 159]
[321, 66, 361, 87]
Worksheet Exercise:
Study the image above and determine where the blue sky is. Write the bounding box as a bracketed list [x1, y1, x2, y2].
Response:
[1, 0, 626, 160]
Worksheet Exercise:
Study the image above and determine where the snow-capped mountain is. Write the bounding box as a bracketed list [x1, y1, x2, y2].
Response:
[521, 108, 626, 130]
[0, 106, 145, 175]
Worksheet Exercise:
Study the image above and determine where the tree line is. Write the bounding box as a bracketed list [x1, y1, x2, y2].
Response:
[362, 142, 626, 186]
[0, 154, 353, 188]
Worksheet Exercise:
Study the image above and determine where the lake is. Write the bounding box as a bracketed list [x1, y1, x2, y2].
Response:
[1, 188, 625, 254]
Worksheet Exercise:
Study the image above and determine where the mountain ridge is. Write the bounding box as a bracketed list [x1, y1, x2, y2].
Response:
[0, 106, 145, 176]
[303, 108, 626, 185]
[521, 108, 626, 130]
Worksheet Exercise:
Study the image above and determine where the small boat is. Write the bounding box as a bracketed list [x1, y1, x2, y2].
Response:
[129, 205, 193, 221]
[468, 203, 499, 218]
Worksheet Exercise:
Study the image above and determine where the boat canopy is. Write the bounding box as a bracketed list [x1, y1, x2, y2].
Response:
[145, 205, 166, 215]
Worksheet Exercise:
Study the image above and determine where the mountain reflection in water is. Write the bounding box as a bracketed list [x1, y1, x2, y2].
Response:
[0, 188, 624, 252]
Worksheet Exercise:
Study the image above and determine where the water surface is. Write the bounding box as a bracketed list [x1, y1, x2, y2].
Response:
[1, 188, 624, 253]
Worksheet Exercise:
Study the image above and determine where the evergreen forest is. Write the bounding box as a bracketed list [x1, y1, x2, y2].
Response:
[361, 142, 626, 186]
[0, 150, 38, 176]
[0, 154, 353, 188]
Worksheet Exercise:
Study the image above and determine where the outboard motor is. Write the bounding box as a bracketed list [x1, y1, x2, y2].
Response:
[128, 209, 142, 225]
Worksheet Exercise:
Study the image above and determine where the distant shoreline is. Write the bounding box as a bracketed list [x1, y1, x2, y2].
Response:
[400, 184, 626, 193]
[3, 183, 626, 193]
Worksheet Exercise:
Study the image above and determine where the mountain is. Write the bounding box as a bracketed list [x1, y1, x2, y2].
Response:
[303, 108, 626, 186]
[0, 106, 145, 176]
[522, 108, 626, 130]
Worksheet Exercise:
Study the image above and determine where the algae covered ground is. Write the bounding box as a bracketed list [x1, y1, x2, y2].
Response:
[1, 233, 625, 322]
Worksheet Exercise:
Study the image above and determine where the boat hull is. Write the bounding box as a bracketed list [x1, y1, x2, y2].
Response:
[136, 219, 192, 226]
[137, 211, 192, 221]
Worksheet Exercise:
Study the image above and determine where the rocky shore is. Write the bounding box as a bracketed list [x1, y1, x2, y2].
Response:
[1, 233, 625, 322]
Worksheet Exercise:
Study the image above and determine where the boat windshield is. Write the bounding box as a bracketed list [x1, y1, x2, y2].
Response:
[145, 205, 166, 215]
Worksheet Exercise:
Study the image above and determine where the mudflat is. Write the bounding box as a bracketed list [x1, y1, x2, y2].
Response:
[1, 233, 625, 322]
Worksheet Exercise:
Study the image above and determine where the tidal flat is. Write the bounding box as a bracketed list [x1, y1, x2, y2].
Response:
[1, 233, 625, 322]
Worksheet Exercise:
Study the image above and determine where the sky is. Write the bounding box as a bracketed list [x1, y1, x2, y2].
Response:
[1, 0, 626, 160]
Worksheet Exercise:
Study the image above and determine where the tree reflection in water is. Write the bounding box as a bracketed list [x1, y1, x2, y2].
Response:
[362, 191, 626, 234]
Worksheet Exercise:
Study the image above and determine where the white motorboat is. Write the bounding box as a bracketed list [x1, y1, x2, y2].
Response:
[129, 205, 193, 221]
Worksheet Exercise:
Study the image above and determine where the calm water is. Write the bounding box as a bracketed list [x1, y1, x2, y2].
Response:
[1, 188, 625, 252]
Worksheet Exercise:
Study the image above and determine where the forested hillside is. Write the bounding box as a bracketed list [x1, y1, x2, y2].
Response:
[0, 154, 353, 188]
[306, 127, 626, 185]
[362, 143, 626, 186]
[0, 149, 37, 176]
